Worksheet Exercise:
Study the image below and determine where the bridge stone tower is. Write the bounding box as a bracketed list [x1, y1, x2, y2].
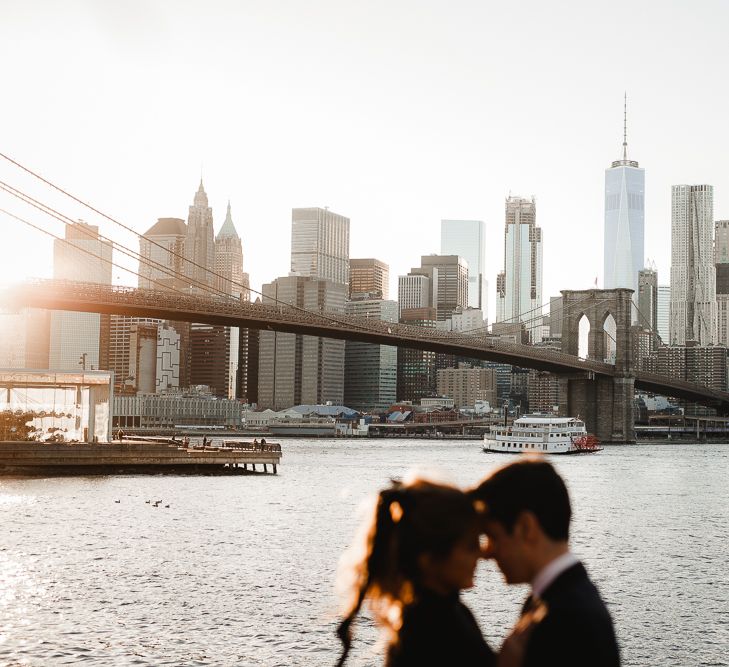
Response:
[559, 288, 636, 443]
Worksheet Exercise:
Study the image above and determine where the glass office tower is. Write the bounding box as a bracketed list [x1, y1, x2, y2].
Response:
[440, 219, 487, 313]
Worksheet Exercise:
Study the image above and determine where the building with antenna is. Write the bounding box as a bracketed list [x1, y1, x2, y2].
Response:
[669, 184, 716, 346]
[604, 94, 644, 316]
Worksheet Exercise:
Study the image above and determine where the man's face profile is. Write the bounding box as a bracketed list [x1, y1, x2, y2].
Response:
[480, 517, 531, 585]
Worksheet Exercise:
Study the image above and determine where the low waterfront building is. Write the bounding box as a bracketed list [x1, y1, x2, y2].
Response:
[0, 369, 112, 442]
[420, 396, 455, 409]
[413, 408, 460, 423]
[112, 388, 243, 429]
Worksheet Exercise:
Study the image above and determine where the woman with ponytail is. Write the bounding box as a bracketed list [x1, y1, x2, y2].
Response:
[335, 477, 496, 667]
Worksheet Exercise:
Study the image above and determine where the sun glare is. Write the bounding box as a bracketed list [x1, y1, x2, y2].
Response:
[0, 230, 52, 287]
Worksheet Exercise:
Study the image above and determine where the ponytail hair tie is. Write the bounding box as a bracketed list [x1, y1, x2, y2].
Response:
[389, 500, 404, 523]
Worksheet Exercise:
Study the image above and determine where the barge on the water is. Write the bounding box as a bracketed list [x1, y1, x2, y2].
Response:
[0, 439, 282, 474]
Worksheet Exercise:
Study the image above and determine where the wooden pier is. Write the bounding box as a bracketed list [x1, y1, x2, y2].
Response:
[0, 440, 282, 475]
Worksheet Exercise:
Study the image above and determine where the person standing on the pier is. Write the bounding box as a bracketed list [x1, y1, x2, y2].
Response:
[471, 459, 621, 667]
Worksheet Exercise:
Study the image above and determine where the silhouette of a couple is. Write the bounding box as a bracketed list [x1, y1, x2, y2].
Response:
[336, 458, 620, 667]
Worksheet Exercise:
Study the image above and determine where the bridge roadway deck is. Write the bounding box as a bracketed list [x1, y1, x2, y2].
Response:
[4, 280, 729, 409]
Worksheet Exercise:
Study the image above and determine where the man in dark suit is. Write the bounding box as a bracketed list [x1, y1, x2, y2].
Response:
[471, 458, 620, 667]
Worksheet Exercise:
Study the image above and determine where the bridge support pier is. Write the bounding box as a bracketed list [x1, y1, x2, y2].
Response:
[560, 288, 637, 444]
[559, 375, 636, 443]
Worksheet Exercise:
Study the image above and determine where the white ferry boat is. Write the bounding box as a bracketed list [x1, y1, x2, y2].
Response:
[483, 414, 602, 455]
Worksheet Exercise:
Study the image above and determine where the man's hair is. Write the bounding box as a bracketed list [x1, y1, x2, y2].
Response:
[471, 458, 571, 541]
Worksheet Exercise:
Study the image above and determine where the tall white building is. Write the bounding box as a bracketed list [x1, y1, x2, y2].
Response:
[441, 219, 487, 314]
[657, 285, 670, 346]
[497, 196, 543, 343]
[50, 222, 113, 371]
[604, 97, 644, 312]
[669, 185, 716, 345]
[291, 207, 350, 286]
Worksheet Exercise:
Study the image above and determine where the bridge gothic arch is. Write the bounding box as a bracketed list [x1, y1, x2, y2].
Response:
[559, 288, 635, 443]
[561, 289, 633, 372]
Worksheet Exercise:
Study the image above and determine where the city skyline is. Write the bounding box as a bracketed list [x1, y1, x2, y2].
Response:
[2, 1, 729, 326]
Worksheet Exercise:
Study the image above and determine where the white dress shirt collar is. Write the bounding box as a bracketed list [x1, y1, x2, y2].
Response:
[531, 551, 580, 599]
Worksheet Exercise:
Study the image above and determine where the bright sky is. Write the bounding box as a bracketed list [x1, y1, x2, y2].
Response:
[1, 0, 728, 323]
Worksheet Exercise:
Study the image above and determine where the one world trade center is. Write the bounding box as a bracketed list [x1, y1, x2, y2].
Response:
[604, 95, 644, 321]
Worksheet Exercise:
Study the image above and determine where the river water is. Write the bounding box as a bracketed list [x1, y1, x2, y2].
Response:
[0, 440, 727, 666]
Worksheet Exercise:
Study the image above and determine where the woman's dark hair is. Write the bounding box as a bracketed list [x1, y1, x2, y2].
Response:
[335, 478, 479, 666]
[470, 458, 571, 541]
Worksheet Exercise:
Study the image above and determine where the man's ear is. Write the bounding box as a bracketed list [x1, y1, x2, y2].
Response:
[513, 510, 541, 543]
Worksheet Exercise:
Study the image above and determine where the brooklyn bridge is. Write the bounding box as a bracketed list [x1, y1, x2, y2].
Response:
[3, 279, 729, 443]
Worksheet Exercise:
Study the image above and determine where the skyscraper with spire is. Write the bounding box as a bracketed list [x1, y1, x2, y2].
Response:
[214, 201, 247, 298]
[185, 180, 215, 290]
[212, 201, 250, 399]
[604, 95, 645, 314]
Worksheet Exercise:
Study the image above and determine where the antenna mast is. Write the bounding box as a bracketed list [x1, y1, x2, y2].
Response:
[623, 92, 628, 161]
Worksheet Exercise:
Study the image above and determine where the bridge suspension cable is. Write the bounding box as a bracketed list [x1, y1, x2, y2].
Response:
[631, 297, 665, 346]
[0, 178, 414, 338]
[0, 180, 236, 302]
[0, 207, 212, 303]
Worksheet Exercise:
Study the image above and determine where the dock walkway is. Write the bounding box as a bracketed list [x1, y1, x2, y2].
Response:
[0, 440, 282, 474]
